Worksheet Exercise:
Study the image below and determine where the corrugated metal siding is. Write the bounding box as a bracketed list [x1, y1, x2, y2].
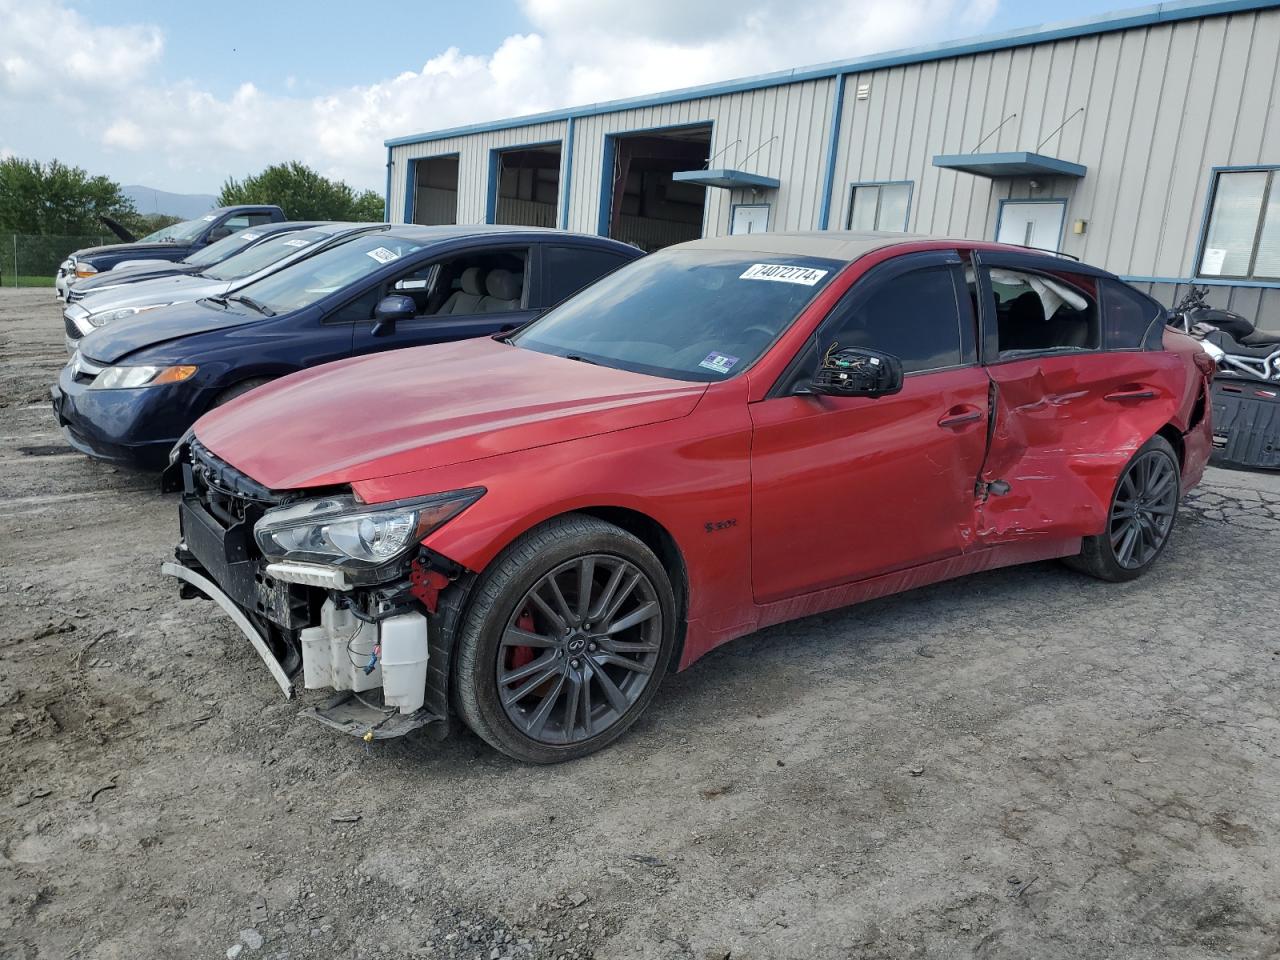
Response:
[1134, 281, 1280, 333]
[388, 119, 567, 224]
[384, 7, 1280, 323]
[828, 7, 1280, 282]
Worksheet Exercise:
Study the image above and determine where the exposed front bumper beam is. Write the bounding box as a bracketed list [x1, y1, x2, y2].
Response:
[161, 560, 296, 699]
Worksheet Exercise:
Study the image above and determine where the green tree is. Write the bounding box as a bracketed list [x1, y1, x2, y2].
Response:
[218, 161, 384, 221]
[0, 157, 137, 235]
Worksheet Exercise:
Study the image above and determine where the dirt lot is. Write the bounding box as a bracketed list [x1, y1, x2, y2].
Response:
[1, 286, 1278, 960]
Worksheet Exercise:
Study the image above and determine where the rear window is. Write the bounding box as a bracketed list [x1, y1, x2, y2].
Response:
[202, 230, 329, 281]
[1102, 279, 1165, 349]
[541, 245, 634, 306]
[512, 249, 842, 382]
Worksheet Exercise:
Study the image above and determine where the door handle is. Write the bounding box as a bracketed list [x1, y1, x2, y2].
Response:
[1104, 386, 1157, 402]
[937, 406, 984, 429]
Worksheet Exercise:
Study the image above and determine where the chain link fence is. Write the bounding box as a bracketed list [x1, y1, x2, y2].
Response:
[2, 234, 117, 287]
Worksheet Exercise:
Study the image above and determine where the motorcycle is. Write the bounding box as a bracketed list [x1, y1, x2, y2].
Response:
[1166, 286, 1280, 470]
[1167, 285, 1280, 382]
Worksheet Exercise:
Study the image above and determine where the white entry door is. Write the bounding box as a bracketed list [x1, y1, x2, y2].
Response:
[731, 204, 770, 235]
[996, 201, 1066, 251]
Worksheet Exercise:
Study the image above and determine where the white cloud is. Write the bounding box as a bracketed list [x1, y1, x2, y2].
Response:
[0, 0, 161, 96]
[0, 0, 999, 192]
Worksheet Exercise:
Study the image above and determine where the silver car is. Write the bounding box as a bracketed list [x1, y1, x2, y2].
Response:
[62, 223, 384, 353]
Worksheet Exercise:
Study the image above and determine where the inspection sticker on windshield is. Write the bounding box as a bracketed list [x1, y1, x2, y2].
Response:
[201, 215, 217, 221]
[282, 238, 311, 247]
[699, 352, 739, 375]
[740, 263, 828, 286]
[366, 246, 400, 264]
[240, 232, 261, 241]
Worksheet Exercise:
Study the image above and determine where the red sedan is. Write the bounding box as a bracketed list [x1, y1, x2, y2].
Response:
[164, 233, 1214, 762]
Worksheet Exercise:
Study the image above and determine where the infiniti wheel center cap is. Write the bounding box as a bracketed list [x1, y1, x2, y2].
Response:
[567, 636, 587, 654]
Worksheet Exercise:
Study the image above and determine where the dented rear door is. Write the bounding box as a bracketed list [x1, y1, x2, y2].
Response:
[971, 253, 1184, 544]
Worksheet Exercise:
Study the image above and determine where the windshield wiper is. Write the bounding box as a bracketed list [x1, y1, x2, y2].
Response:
[205, 295, 229, 307]
[564, 354, 599, 366]
[227, 294, 276, 317]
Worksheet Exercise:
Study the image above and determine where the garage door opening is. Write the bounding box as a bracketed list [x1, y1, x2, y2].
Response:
[411, 156, 459, 225]
[603, 125, 711, 251]
[493, 144, 562, 227]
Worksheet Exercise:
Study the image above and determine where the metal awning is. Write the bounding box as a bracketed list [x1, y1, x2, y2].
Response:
[932, 151, 1087, 179]
[671, 168, 780, 190]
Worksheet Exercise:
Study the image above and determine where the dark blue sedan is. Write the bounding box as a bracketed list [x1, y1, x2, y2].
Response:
[51, 225, 641, 470]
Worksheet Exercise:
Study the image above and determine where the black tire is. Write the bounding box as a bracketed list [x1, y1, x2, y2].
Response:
[453, 514, 676, 763]
[211, 377, 272, 407]
[1065, 434, 1180, 582]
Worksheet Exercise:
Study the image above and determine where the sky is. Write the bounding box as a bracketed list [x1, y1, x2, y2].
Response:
[1, 0, 1136, 196]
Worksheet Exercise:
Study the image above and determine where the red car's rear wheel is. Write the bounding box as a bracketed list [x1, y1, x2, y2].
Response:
[453, 514, 676, 763]
[1067, 434, 1180, 582]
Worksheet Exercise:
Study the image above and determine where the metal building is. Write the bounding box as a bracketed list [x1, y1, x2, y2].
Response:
[385, 0, 1280, 329]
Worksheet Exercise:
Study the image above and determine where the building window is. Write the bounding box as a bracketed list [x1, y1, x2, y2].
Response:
[1198, 168, 1280, 280]
[846, 181, 912, 232]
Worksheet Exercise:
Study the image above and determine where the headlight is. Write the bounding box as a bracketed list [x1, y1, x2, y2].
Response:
[73, 261, 98, 279]
[254, 489, 485, 573]
[88, 364, 198, 389]
[87, 303, 171, 328]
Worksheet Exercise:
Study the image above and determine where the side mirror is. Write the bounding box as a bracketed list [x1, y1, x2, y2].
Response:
[371, 294, 416, 337]
[207, 226, 233, 242]
[804, 347, 904, 398]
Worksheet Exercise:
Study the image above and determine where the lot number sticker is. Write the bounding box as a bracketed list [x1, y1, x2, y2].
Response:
[239, 232, 261, 241]
[740, 263, 828, 285]
[366, 247, 400, 264]
[699, 352, 739, 374]
[282, 238, 311, 248]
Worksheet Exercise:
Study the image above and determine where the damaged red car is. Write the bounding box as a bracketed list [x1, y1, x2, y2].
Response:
[163, 233, 1214, 763]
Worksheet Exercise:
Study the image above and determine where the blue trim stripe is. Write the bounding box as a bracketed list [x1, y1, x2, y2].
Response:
[402, 158, 416, 224]
[385, 1, 1280, 149]
[559, 117, 575, 229]
[1123, 274, 1280, 290]
[383, 147, 392, 221]
[818, 76, 847, 230]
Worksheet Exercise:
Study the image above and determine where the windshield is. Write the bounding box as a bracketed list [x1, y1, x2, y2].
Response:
[140, 216, 213, 243]
[184, 228, 265, 267]
[511, 249, 842, 381]
[228, 232, 417, 315]
[202, 229, 329, 281]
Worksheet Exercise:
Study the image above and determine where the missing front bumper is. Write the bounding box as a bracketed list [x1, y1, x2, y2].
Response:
[161, 560, 296, 699]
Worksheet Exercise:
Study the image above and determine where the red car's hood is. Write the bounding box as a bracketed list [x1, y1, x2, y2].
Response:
[195, 338, 707, 490]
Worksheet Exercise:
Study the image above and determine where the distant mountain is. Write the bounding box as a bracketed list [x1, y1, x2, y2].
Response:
[124, 185, 218, 220]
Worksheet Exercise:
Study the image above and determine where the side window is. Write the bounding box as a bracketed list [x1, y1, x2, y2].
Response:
[976, 267, 1099, 356]
[222, 215, 251, 232]
[245, 213, 275, 228]
[325, 286, 382, 325]
[823, 266, 965, 374]
[541, 245, 632, 306]
[1101, 279, 1164, 350]
[428, 248, 530, 316]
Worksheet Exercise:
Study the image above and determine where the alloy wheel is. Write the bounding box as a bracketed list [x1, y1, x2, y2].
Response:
[496, 554, 663, 745]
[1109, 449, 1178, 569]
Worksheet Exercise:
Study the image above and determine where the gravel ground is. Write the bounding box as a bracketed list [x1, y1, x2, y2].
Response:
[1, 287, 1278, 960]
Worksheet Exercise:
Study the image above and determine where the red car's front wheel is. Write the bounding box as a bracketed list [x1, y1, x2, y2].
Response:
[453, 514, 676, 763]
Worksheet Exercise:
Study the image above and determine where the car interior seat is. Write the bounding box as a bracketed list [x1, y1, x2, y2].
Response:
[437, 267, 487, 315]
[1000, 289, 1094, 352]
[480, 268, 523, 312]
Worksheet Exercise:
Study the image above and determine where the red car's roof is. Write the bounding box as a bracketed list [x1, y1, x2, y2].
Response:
[669, 231, 1071, 266]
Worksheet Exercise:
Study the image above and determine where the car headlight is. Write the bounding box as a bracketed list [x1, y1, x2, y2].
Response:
[87, 303, 171, 327]
[254, 489, 485, 572]
[73, 261, 98, 279]
[88, 364, 198, 389]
